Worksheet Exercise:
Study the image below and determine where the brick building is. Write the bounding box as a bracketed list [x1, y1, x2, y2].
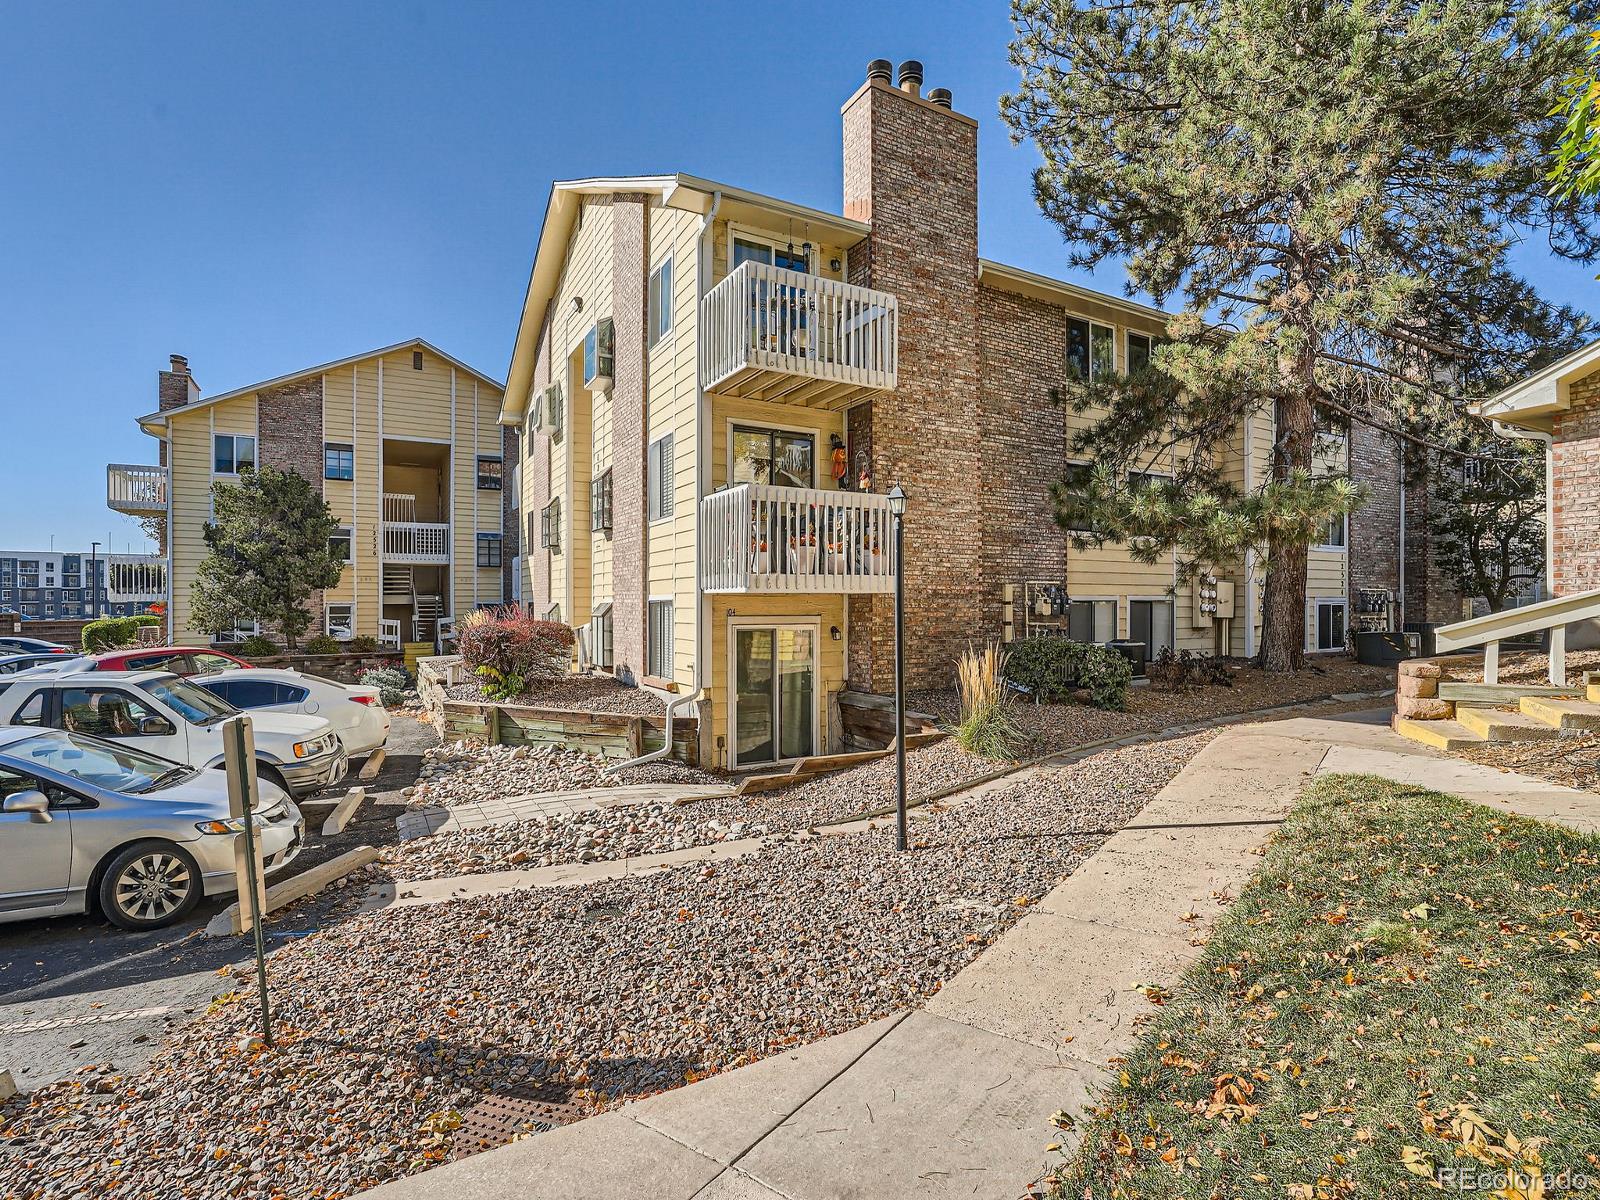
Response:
[107, 341, 508, 648]
[501, 59, 1398, 772]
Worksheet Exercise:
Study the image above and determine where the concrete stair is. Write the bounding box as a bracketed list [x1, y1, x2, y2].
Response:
[1396, 676, 1600, 750]
[1519, 695, 1600, 734]
[1455, 706, 1560, 742]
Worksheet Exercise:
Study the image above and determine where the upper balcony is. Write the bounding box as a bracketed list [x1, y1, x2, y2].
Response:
[700, 261, 897, 409]
[383, 492, 450, 565]
[700, 483, 896, 595]
[107, 464, 168, 516]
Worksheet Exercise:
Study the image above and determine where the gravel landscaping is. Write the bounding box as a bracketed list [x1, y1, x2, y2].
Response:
[444, 673, 667, 714]
[1434, 646, 1600, 685]
[410, 740, 722, 809]
[1451, 730, 1600, 794]
[0, 732, 1213, 1200]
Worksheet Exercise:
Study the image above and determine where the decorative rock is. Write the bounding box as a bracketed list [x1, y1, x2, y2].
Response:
[1396, 673, 1438, 699]
[1398, 660, 1443, 680]
[1396, 695, 1453, 721]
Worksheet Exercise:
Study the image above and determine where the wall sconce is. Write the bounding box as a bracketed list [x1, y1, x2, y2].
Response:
[571, 296, 584, 314]
[830, 257, 842, 272]
[830, 626, 842, 641]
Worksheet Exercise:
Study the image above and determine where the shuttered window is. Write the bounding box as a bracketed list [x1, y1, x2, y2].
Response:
[540, 498, 561, 551]
[648, 435, 674, 522]
[590, 469, 613, 532]
[648, 600, 673, 679]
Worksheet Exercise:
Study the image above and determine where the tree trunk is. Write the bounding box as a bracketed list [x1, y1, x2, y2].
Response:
[1259, 372, 1318, 673]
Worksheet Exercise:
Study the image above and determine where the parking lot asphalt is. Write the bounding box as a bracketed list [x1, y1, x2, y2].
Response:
[0, 712, 434, 1092]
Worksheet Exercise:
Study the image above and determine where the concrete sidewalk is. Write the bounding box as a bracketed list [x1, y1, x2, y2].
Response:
[364, 710, 1595, 1200]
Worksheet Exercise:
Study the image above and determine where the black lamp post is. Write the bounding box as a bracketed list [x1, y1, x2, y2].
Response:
[887, 484, 908, 851]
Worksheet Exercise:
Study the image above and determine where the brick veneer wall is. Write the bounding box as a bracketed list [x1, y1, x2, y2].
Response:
[976, 286, 1069, 623]
[257, 375, 327, 636]
[1552, 371, 1600, 596]
[610, 195, 650, 684]
[502, 423, 520, 605]
[1348, 422, 1401, 601]
[842, 79, 984, 691]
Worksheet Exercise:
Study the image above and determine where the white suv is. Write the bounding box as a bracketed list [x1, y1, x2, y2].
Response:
[0, 670, 346, 798]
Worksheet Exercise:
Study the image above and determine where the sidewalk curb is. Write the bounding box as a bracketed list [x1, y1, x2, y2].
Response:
[204, 845, 380, 937]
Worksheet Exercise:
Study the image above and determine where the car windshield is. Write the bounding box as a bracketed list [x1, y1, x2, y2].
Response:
[5, 729, 187, 794]
[143, 676, 237, 726]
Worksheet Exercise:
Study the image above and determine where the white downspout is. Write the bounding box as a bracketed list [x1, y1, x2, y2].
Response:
[605, 666, 699, 774]
[1492, 420, 1554, 598]
[693, 190, 721, 762]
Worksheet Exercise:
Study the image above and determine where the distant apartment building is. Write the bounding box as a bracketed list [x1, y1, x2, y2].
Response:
[0, 551, 164, 620]
[107, 341, 509, 648]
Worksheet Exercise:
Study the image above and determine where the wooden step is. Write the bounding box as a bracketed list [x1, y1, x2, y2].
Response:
[1439, 682, 1582, 704]
[1393, 718, 1485, 751]
[1519, 696, 1600, 734]
[1454, 706, 1559, 742]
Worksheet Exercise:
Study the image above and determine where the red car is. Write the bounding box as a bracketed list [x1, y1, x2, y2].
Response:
[86, 646, 254, 677]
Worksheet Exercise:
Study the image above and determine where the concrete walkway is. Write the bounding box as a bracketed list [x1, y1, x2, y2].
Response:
[395, 783, 733, 840]
[364, 709, 1596, 1200]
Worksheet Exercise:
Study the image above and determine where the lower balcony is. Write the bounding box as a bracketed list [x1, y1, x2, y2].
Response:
[383, 521, 451, 565]
[700, 483, 896, 594]
[107, 464, 168, 516]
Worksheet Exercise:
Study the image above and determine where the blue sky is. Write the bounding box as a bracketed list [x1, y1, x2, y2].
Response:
[2, 1, 1593, 553]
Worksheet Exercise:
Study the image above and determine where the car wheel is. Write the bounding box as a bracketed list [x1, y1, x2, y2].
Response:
[98, 841, 202, 931]
[258, 763, 293, 797]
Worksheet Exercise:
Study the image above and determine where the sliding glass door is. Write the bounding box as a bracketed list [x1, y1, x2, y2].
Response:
[732, 625, 816, 767]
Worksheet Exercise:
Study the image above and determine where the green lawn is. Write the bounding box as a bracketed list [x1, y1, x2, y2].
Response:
[1050, 774, 1600, 1199]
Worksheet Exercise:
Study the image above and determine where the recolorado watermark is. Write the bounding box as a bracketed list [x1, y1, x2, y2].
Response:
[1437, 1166, 1598, 1192]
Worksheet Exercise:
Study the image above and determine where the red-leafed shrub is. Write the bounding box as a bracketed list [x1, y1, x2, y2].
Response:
[457, 608, 575, 700]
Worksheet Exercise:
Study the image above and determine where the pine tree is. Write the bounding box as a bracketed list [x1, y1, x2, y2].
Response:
[191, 467, 345, 649]
[1004, 0, 1598, 670]
[1553, 20, 1600, 201]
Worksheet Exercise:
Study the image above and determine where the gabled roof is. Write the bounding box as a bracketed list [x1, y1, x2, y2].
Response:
[137, 338, 505, 434]
[1474, 336, 1600, 429]
[499, 173, 871, 425]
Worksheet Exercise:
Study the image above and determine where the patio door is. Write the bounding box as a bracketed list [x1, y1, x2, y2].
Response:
[732, 624, 816, 768]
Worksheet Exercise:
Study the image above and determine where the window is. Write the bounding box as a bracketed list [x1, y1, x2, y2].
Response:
[541, 498, 562, 551]
[1129, 599, 1175, 654]
[583, 319, 615, 387]
[1066, 318, 1115, 381]
[1126, 470, 1169, 493]
[58, 688, 161, 738]
[1316, 514, 1347, 550]
[510, 462, 521, 508]
[648, 600, 674, 678]
[546, 382, 564, 442]
[1315, 600, 1347, 652]
[544, 603, 562, 623]
[648, 434, 675, 521]
[328, 527, 353, 562]
[732, 235, 809, 273]
[732, 426, 814, 489]
[590, 602, 614, 669]
[325, 603, 354, 640]
[591, 469, 614, 532]
[1127, 332, 1153, 373]
[648, 257, 674, 347]
[476, 532, 503, 568]
[412, 349, 424, 370]
[1067, 598, 1117, 644]
[203, 679, 309, 708]
[11, 690, 46, 726]
[477, 456, 503, 490]
[324, 443, 354, 481]
[213, 434, 256, 475]
[186, 652, 242, 676]
[526, 509, 538, 550]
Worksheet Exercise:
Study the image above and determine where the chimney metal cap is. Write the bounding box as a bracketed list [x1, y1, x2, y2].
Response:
[928, 87, 952, 109]
[897, 60, 923, 95]
[867, 58, 892, 82]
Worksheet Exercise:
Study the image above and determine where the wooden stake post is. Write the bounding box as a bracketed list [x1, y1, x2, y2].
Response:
[221, 714, 273, 1044]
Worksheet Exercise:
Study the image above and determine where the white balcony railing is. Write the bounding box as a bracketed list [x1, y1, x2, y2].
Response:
[700, 261, 897, 406]
[106, 464, 168, 516]
[384, 522, 451, 564]
[105, 556, 167, 603]
[700, 483, 896, 594]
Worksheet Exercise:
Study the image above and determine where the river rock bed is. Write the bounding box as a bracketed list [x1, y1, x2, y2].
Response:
[0, 732, 1213, 1200]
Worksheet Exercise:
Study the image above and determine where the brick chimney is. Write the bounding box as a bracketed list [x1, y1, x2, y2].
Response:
[158, 353, 199, 411]
[841, 60, 983, 692]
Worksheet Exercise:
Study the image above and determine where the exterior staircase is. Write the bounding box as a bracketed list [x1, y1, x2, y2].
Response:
[1396, 674, 1600, 750]
[413, 594, 444, 642]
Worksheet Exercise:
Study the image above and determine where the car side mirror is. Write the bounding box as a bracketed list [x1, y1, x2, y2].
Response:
[2, 790, 52, 822]
[138, 716, 176, 737]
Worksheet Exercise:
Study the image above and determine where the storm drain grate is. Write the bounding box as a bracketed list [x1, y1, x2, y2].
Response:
[452, 1081, 584, 1159]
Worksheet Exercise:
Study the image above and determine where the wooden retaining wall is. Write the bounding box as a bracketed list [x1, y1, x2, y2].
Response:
[437, 700, 699, 764]
[839, 690, 941, 751]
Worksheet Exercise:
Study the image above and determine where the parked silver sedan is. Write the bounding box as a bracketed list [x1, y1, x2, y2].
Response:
[0, 726, 303, 930]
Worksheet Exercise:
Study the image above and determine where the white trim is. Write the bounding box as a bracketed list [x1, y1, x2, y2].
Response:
[1126, 595, 1177, 653]
[725, 616, 823, 771]
[449, 367, 458, 620]
[1312, 512, 1349, 553]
